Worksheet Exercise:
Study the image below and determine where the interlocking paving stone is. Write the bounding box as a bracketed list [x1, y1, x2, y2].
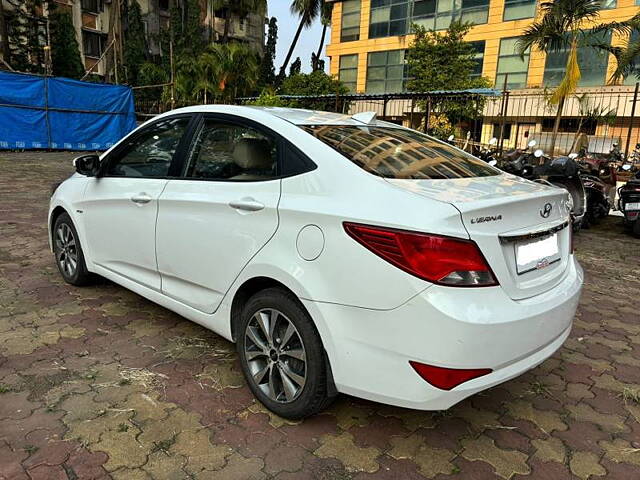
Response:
[1, 151, 640, 478]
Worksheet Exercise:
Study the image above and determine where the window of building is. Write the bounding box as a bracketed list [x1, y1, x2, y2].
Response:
[159, 0, 170, 11]
[341, 0, 361, 42]
[369, 0, 411, 39]
[82, 30, 105, 58]
[492, 123, 512, 140]
[496, 37, 530, 89]
[543, 31, 611, 87]
[469, 40, 485, 78]
[377, 0, 490, 37]
[81, 0, 102, 13]
[503, 0, 536, 21]
[339, 54, 358, 92]
[366, 50, 410, 93]
[600, 0, 616, 8]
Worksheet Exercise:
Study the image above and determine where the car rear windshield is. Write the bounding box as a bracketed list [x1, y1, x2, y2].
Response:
[302, 125, 498, 179]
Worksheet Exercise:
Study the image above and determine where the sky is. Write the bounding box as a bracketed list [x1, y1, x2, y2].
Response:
[268, 1, 330, 74]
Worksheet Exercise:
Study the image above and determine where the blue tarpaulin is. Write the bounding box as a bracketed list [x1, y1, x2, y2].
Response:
[0, 71, 136, 150]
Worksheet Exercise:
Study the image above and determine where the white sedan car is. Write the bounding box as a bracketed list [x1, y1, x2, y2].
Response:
[49, 106, 583, 419]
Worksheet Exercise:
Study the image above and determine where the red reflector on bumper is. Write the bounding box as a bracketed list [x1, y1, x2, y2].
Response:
[409, 361, 492, 390]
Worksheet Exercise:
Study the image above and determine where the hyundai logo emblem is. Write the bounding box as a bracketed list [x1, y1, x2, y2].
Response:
[540, 203, 552, 218]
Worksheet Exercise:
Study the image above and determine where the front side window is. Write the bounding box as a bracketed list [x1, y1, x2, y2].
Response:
[366, 50, 410, 93]
[106, 117, 190, 177]
[184, 119, 277, 181]
[503, 0, 536, 21]
[302, 125, 498, 179]
[543, 31, 611, 87]
[496, 37, 530, 89]
[339, 54, 359, 92]
[341, 0, 361, 42]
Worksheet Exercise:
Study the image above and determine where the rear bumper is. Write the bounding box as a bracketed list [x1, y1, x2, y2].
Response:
[304, 256, 583, 410]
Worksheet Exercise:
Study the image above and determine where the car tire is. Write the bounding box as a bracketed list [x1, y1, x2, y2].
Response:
[53, 213, 93, 286]
[237, 287, 335, 419]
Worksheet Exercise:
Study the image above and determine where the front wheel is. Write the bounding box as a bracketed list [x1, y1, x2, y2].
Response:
[53, 213, 93, 286]
[237, 288, 335, 419]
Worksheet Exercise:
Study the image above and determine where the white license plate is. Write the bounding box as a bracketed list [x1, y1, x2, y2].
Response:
[515, 234, 560, 274]
[625, 202, 640, 211]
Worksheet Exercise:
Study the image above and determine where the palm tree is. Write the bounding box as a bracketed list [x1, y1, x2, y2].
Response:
[517, 0, 640, 155]
[278, 0, 322, 80]
[206, 42, 259, 101]
[313, 0, 332, 71]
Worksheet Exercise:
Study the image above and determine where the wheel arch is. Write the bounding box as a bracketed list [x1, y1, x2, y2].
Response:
[49, 205, 69, 251]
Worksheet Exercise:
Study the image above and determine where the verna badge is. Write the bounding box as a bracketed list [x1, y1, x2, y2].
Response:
[540, 203, 552, 219]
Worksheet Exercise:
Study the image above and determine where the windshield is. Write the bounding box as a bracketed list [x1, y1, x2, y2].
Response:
[302, 125, 498, 180]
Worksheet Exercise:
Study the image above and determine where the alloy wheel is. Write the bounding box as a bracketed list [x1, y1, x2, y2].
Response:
[55, 223, 78, 277]
[243, 308, 307, 403]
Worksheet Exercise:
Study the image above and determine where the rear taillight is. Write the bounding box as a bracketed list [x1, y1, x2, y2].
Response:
[343, 222, 497, 287]
[409, 361, 492, 390]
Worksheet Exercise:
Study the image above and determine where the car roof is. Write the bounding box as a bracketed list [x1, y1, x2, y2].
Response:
[161, 104, 399, 128]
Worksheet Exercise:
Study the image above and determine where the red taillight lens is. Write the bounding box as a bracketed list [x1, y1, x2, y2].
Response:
[343, 222, 497, 287]
[409, 361, 492, 390]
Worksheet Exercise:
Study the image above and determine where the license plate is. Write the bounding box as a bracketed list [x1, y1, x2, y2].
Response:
[515, 234, 560, 274]
[625, 202, 640, 211]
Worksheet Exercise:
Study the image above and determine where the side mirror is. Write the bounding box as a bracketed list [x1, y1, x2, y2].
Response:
[489, 137, 498, 146]
[527, 140, 537, 148]
[448, 134, 455, 141]
[534, 149, 544, 158]
[488, 159, 498, 166]
[622, 164, 632, 171]
[568, 153, 578, 159]
[74, 154, 100, 177]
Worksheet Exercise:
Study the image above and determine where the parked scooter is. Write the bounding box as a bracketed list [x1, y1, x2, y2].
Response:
[499, 140, 539, 179]
[617, 165, 640, 236]
[575, 153, 611, 228]
[532, 154, 587, 231]
[477, 137, 499, 165]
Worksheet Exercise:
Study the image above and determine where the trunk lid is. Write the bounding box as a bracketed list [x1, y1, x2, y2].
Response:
[386, 174, 572, 300]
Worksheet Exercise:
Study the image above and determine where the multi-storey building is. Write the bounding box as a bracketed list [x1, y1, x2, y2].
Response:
[325, 0, 640, 153]
[327, 0, 639, 93]
[0, 0, 265, 78]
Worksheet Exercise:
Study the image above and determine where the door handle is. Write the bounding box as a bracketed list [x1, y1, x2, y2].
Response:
[131, 193, 152, 204]
[229, 198, 265, 212]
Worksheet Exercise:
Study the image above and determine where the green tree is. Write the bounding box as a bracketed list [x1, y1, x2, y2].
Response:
[517, 0, 640, 155]
[278, 0, 322, 81]
[124, 0, 147, 85]
[313, 0, 332, 71]
[49, 10, 84, 79]
[258, 17, 278, 88]
[289, 57, 302, 76]
[6, 0, 46, 73]
[280, 70, 349, 110]
[406, 20, 490, 92]
[406, 20, 490, 135]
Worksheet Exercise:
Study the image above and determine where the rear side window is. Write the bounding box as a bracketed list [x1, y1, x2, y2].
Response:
[302, 125, 498, 179]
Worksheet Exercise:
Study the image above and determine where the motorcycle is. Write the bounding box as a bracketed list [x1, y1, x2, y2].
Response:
[575, 152, 612, 228]
[617, 165, 640, 236]
[499, 140, 540, 179]
[477, 137, 499, 165]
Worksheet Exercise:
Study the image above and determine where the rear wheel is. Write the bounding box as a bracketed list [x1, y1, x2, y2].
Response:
[53, 213, 93, 286]
[237, 287, 335, 419]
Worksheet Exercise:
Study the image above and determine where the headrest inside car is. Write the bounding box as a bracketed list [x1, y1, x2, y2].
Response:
[233, 137, 273, 170]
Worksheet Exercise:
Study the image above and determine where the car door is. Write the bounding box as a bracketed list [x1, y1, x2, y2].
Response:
[155, 115, 282, 313]
[80, 115, 193, 290]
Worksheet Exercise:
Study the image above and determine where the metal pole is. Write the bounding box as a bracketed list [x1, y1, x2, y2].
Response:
[424, 96, 431, 133]
[625, 82, 639, 160]
[498, 74, 509, 155]
[382, 95, 388, 118]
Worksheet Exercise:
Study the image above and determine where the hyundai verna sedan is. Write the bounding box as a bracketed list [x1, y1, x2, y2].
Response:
[49, 106, 583, 419]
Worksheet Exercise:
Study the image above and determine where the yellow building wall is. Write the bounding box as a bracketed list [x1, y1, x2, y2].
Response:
[326, 0, 640, 93]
